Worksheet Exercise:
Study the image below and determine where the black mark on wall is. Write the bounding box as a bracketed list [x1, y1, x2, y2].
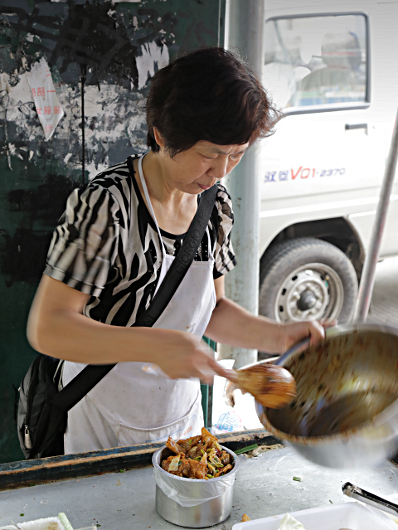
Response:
[1, 174, 81, 286]
[0, 228, 52, 287]
[7, 174, 80, 221]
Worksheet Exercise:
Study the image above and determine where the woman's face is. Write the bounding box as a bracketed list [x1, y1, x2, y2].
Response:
[160, 140, 249, 194]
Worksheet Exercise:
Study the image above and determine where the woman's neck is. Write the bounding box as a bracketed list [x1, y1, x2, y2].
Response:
[134, 153, 197, 235]
[142, 151, 185, 205]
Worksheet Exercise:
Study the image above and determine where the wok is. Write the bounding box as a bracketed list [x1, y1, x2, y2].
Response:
[256, 324, 398, 468]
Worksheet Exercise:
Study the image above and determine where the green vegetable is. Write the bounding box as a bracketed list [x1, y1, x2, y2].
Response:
[293, 476, 302, 482]
[234, 444, 258, 455]
[20, 514, 24, 517]
[206, 474, 213, 478]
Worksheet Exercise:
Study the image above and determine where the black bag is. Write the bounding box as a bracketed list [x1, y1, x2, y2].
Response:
[17, 355, 65, 458]
[17, 181, 218, 459]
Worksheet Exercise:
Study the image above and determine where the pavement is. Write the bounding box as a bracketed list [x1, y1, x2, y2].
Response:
[368, 256, 398, 326]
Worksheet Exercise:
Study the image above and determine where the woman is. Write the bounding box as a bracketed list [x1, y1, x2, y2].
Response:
[27, 48, 325, 454]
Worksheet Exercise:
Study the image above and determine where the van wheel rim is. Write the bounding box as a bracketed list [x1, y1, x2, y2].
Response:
[274, 263, 344, 322]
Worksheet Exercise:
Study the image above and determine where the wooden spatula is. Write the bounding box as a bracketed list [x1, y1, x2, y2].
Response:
[231, 364, 296, 409]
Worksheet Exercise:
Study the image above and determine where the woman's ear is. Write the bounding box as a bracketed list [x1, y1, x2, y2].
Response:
[153, 127, 166, 149]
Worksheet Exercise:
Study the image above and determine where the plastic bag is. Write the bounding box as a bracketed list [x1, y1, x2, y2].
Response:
[212, 409, 244, 434]
[211, 359, 243, 434]
[153, 467, 236, 508]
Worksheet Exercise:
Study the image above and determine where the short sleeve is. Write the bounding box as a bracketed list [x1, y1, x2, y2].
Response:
[44, 183, 120, 297]
[213, 184, 236, 279]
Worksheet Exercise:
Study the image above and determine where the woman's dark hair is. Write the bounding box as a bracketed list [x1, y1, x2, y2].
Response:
[146, 47, 281, 156]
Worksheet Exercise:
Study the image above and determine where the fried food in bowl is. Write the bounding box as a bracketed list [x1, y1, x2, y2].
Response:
[161, 427, 234, 480]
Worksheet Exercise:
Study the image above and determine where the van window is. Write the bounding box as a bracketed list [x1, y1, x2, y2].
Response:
[264, 14, 368, 110]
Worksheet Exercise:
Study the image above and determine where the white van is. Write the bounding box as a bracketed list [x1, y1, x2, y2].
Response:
[257, 0, 398, 324]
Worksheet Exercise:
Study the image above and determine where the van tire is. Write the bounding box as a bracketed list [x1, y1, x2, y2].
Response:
[259, 238, 358, 324]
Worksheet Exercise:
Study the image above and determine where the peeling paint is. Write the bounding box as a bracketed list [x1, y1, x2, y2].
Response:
[2, 71, 148, 177]
[136, 40, 170, 89]
[85, 158, 111, 180]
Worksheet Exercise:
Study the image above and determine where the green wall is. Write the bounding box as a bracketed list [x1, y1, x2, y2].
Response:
[0, 0, 224, 463]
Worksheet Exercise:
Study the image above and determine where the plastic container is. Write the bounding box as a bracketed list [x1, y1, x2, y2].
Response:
[232, 502, 397, 529]
[153, 444, 239, 528]
[0, 513, 73, 530]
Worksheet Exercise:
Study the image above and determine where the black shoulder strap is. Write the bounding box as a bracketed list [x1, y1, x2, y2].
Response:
[52, 177, 218, 412]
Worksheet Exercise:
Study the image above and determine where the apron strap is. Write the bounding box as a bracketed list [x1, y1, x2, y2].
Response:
[137, 154, 167, 256]
[135, 154, 215, 260]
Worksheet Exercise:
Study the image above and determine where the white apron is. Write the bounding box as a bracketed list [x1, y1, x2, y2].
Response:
[63, 155, 217, 454]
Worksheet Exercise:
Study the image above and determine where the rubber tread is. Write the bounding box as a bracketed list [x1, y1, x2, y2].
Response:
[259, 237, 358, 323]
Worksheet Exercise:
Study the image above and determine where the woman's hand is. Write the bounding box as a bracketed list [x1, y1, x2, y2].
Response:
[204, 282, 336, 355]
[153, 330, 231, 384]
[278, 319, 337, 353]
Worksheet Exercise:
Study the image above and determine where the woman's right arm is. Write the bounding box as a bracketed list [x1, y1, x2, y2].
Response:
[27, 275, 228, 383]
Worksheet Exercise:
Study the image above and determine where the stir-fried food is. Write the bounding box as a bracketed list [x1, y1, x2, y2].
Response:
[161, 427, 234, 480]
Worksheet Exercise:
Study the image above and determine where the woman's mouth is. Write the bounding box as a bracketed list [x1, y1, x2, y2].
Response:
[197, 182, 212, 190]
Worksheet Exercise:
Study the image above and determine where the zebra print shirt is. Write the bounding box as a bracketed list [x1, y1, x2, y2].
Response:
[44, 156, 236, 327]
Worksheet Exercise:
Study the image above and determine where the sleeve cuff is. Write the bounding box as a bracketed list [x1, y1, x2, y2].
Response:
[213, 256, 237, 279]
[43, 265, 104, 298]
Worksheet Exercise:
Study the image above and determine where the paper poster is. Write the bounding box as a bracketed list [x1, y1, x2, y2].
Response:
[27, 57, 64, 141]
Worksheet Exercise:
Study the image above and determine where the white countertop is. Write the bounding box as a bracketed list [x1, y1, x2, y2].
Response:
[1, 445, 398, 529]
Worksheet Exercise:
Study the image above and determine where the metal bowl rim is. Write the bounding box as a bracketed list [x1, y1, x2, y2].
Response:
[257, 323, 398, 446]
[152, 444, 239, 482]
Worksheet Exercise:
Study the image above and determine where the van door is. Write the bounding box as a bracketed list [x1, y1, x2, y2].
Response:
[259, 10, 387, 236]
[258, 4, 398, 324]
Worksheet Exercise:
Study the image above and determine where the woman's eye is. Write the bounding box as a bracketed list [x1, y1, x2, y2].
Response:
[201, 154, 215, 160]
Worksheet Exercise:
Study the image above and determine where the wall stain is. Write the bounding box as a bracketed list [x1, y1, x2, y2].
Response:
[1, 174, 81, 286]
[0, 228, 52, 287]
[7, 173, 80, 221]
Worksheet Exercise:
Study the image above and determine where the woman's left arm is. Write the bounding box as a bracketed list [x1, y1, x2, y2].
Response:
[205, 276, 327, 354]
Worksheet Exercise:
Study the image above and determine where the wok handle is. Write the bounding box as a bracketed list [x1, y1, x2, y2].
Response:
[274, 338, 310, 366]
[274, 325, 339, 366]
[342, 481, 398, 516]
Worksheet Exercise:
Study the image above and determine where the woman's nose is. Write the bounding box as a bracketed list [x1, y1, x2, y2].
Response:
[210, 158, 229, 180]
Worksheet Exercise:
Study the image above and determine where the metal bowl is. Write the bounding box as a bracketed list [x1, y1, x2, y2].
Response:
[256, 324, 398, 468]
[153, 444, 239, 528]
